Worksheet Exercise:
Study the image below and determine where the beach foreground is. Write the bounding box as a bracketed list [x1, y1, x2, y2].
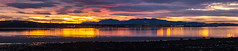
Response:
[1, 38, 238, 51]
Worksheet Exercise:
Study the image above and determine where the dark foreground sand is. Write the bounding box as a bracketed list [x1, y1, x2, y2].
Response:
[1, 38, 238, 51]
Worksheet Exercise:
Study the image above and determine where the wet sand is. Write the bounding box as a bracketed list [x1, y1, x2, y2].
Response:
[1, 38, 238, 51]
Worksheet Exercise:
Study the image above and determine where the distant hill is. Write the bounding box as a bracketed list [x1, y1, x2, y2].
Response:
[83, 19, 208, 27]
[0, 19, 238, 28]
[0, 20, 40, 27]
[83, 19, 238, 27]
[0, 20, 61, 28]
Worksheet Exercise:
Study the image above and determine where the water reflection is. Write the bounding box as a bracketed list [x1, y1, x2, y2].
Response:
[166, 28, 171, 37]
[0, 26, 238, 38]
[227, 34, 234, 37]
[157, 28, 163, 37]
[24, 30, 51, 36]
[21, 28, 99, 38]
[200, 27, 209, 37]
[170, 27, 184, 37]
[61, 28, 99, 37]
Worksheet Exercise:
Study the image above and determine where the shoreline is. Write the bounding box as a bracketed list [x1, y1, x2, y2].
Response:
[0, 36, 203, 43]
[1, 37, 238, 51]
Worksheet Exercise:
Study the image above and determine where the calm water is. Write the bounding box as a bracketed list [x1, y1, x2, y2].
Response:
[0, 26, 237, 38]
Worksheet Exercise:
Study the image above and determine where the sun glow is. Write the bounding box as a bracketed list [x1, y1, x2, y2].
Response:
[28, 15, 100, 24]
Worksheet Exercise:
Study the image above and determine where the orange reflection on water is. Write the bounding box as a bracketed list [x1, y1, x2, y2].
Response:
[61, 28, 99, 38]
[200, 27, 209, 37]
[227, 34, 234, 37]
[23, 28, 100, 38]
[166, 28, 171, 37]
[98, 28, 132, 36]
[5, 26, 238, 38]
[170, 27, 184, 36]
[23, 30, 52, 38]
[117, 28, 130, 36]
[157, 28, 164, 37]
[24, 30, 51, 35]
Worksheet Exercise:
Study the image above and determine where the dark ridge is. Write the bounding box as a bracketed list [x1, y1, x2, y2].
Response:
[0, 19, 238, 28]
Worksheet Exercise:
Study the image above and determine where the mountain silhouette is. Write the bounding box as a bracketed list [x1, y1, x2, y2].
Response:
[0, 19, 238, 28]
[83, 18, 206, 25]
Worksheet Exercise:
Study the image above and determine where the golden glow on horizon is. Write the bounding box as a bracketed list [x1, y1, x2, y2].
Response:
[27, 15, 100, 24]
[22, 14, 147, 24]
[0, 19, 5, 21]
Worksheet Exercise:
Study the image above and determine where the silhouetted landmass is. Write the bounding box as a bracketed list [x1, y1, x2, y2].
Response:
[83, 19, 210, 27]
[0, 19, 238, 28]
[85, 19, 204, 25]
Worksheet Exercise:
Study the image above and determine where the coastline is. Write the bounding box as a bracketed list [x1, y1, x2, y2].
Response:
[1, 37, 238, 51]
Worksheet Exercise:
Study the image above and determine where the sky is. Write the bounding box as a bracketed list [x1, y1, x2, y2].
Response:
[1, 0, 238, 24]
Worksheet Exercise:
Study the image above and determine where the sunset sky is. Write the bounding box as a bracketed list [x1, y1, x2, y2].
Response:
[1, 0, 238, 24]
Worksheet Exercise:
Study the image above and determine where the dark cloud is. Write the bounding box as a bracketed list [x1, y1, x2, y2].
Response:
[195, 19, 205, 21]
[154, 10, 238, 17]
[57, 6, 73, 14]
[6, 2, 57, 9]
[50, 19, 66, 21]
[138, 0, 238, 9]
[75, 4, 84, 7]
[3, 0, 238, 23]
[177, 10, 238, 16]
[141, 0, 177, 3]
[17, 11, 25, 13]
[92, 9, 101, 12]
[30, 0, 48, 2]
[56, 6, 83, 14]
[35, 13, 51, 15]
[34, 11, 51, 15]
[60, 6, 73, 11]
[69, 0, 238, 7]
[111, 13, 145, 16]
[0, 15, 13, 19]
[60, 0, 75, 3]
[29, 19, 65, 21]
[106, 5, 187, 12]
[74, 0, 116, 6]
[71, 0, 141, 6]
[72, 10, 83, 13]
[17, 11, 51, 15]
[142, 0, 237, 4]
